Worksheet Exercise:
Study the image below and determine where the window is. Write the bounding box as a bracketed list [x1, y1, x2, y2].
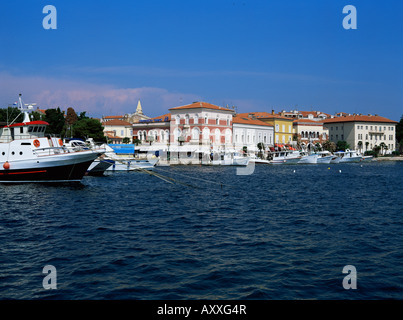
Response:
[275, 124, 279, 132]
[216, 118, 219, 125]
[204, 116, 208, 124]
[185, 114, 189, 125]
[176, 115, 180, 124]
[288, 125, 291, 133]
[282, 125, 285, 132]
[20, 127, 24, 134]
[194, 115, 199, 124]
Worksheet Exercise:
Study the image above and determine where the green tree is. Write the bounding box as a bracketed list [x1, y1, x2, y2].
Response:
[322, 140, 336, 152]
[396, 115, 403, 143]
[336, 140, 350, 151]
[72, 118, 106, 143]
[365, 141, 370, 151]
[44, 108, 65, 135]
[0, 107, 24, 124]
[373, 145, 381, 157]
[133, 138, 141, 146]
[379, 142, 387, 155]
[122, 137, 131, 144]
[357, 140, 363, 152]
[257, 142, 265, 159]
[65, 107, 78, 138]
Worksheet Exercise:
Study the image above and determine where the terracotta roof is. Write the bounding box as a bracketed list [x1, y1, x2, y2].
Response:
[298, 111, 331, 117]
[102, 119, 132, 126]
[245, 112, 291, 120]
[169, 101, 234, 112]
[233, 114, 273, 127]
[323, 115, 397, 124]
[104, 115, 124, 119]
[151, 113, 171, 121]
[293, 119, 324, 125]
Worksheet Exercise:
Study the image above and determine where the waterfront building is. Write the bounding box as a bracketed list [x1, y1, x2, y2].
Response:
[246, 111, 294, 145]
[280, 109, 331, 121]
[323, 114, 398, 154]
[168, 102, 235, 153]
[232, 113, 274, 154]
[132, 113, 171, 152]
[292, 119, 328, 148]
[102, 119, 133, 144]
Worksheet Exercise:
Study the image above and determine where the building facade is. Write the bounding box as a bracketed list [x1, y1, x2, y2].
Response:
[323, 115, 398, 154]
[232, 113, 274, 154]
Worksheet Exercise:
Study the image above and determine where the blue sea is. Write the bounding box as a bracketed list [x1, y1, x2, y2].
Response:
[0, 161, 402, 300]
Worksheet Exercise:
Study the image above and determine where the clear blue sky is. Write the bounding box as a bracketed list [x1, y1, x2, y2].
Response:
[0, 0, 402, 120]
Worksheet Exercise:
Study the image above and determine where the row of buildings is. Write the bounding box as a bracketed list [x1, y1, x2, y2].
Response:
[101, 101, 398, 155]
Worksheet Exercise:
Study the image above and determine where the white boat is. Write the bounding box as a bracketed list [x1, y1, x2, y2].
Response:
[63, 138, 113, 175]
[361, 155, 374, 162]
[210, 153, 250, 166]
[0, 94, 102, 182]
[298, 152, 319, 164]
[103, 144, 158, 171]
[314, 151, 333, 164]
[249, 156, 270, 164]
[330, 154, 341, 164]
[336, 149, 363, 163]
[269, 151, 301, 164]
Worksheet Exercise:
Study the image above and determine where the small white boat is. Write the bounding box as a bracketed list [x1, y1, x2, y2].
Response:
[63, 138, 112, 175]
[210, 153, 250, 166]
[269, 151, 301, 164]
[361, 155, 374, 162]
[103, 144, 159, 171]
[334, 149, 363, 163]
[315, 151, 333, 164]
[249, 156, 270, 164]
[298, 152, 319, 164]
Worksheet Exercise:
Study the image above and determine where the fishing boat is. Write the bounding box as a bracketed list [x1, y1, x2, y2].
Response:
[209, 152, 250, 166]
[338, 149, 363, 163]
[0, 94, 102, 182]
[249, 156, 270, 164]
[314, 151, 334, 164]
[298, 152, 319, 164]
[268, 150, 301, 164]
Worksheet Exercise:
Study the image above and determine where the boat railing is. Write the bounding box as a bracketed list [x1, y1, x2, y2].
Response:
[33, 147, 71, 156]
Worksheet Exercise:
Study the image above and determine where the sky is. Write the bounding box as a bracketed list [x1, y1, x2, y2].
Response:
[0, 0, 402, 120]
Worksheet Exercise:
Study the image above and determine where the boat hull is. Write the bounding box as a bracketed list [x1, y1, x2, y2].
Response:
[87, 159, 114, 176]
[317, 155, 333, 164]
[0, 160, 94, 182]
[106, 158, 158, 171]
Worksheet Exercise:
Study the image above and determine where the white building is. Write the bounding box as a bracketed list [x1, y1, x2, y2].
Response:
[232, 113, 274, 154]
[323, 114, 398, 154]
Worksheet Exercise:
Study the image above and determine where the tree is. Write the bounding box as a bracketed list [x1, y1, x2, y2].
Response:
[365, 141, 370, 151]
[0, 107, 24, 124]
[133, 138, 141, 146]
[315, 142, 322, 151]
[65, 107, 78, 138]
[322, 140, 336, 152]
[72, 118, 106, 143]
[122, 137, 131, 144]
[336, 140, 350, 151]
[357, 140, 363, 152]
[396, 115, 403, 144]
[44, 108, 65, 135]
[379, 142, 387, 155]
[373, 145, 381, 157]
[257, 142, 265, 159]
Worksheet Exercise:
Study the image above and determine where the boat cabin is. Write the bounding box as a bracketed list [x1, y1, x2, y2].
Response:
[0, 121, 48, 142]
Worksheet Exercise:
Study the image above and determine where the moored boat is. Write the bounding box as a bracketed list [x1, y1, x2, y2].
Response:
[0, 95, 102, 182]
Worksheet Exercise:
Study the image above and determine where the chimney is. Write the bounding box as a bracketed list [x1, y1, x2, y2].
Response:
[271, 109, 275, 115]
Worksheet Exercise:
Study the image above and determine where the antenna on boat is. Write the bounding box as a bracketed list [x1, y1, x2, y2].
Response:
[9, 94, 36, 125]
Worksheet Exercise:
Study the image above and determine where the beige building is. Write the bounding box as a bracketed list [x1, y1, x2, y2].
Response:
[102, 119, 133, 143]
[293, 119, 328, 147]
[323, 114, 398, 154]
